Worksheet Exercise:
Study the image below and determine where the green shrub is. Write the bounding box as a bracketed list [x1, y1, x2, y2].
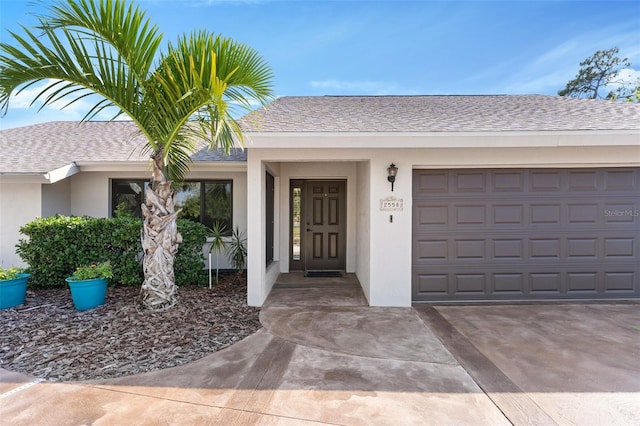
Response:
[16, 215, 209, 288]
[175, 219, 208, 286]
[16, 215, 142, 288]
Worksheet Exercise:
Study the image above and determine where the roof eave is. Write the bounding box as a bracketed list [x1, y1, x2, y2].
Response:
[243, 129, 640, 149]
[0, 162, 79, 184]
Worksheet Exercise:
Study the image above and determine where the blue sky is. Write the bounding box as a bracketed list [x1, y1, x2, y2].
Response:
[1, 0, 639, 129]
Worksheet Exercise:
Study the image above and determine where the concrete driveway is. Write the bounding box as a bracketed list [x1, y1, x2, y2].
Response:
[1, 277, 639, 425]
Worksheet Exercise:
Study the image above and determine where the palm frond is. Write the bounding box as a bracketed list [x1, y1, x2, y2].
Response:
[0, 0, 162, 138]
[1, 0, 274, 182]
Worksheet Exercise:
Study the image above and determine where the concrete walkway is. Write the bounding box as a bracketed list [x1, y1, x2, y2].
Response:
[1, 275, 639, 425]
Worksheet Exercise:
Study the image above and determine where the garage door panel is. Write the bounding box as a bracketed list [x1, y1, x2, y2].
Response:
[605, 238, 635, 258]
[568, 170, 599, 191]
[413, 168, 640, 301]
[415, 274, 449, 296]
[493, 273, 525, 294]
[414, 269, 639, 300]
[604, 203, 639, 223]
[455, 239, 486, 259]
[492, 239, 524, 259]
[529, 238, 561, 259]
[566, 238, 598, 259]
[530, 273, 562, 293]
[567, 204, 599, 223]
[605, 272, 636, 291]
[493, 205, 524, 224]
[493, 171, 525, 192]
[415, 205, 448, 225]
[530, 170, 562, 191]
[455, 172, 486, 192]
[415, 233, 638, 264]
[567, 273, 599, 292]
[455, 274, 486, 293]
[606, 169, 637, 190]
[530, 204, 562, 224]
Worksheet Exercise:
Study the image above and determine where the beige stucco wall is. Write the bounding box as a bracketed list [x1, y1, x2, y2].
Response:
[0, 183, 41, 268]
[41, 180, 71, 218]
[245, 141, 640, 307]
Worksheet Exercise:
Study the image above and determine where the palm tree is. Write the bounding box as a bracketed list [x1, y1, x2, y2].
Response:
[0, 0, 273, 311]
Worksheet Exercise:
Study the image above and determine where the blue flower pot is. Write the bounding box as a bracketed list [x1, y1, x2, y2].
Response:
[0, 273, 30, 310]
[65, 277, 108, 311]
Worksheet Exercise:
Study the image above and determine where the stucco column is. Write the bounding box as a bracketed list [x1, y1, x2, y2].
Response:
[246, 152, 265, 306]
[368, 156, 412, 306]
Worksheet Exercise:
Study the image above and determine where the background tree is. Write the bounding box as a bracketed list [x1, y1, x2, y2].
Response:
[0, 0, 274, 310]
[558, 47, 637, 101]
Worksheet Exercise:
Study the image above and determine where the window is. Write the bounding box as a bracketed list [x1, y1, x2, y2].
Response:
[112, 180, 146, 217]
[112, 179, 233, 234]
[266, 172, 274, 265]
[175, 181, 233, 233]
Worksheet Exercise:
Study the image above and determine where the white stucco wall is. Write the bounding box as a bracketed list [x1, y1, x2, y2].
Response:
[368, 156, 412, 306]
[42, 180, 71, 218]
[356, 161, 371, 303]
[245, 141, 640, 307]
[0, 183, 41, 268]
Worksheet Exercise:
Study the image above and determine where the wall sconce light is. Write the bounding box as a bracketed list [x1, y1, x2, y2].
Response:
[387, 163, 398, 191]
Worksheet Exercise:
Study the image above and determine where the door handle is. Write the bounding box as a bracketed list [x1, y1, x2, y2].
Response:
[306, 228, 313, 232]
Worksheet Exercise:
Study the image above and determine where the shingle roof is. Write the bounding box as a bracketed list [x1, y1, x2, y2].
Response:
[3, 95, 638, 174]
[239, 95, 640, 133]
[0, 121, 247, 174]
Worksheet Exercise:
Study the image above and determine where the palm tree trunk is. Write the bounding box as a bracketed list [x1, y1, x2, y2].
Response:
[140, 157, 182, 311]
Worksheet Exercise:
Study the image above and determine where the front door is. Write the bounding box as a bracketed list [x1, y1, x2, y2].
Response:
[291, 180, 346, 273]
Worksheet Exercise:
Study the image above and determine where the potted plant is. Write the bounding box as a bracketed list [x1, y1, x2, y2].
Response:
[65, 262, 113, 311]
[0, 266, 30, 310]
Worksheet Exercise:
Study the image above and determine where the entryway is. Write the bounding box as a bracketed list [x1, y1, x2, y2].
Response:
[264, 272, 366, 307]
[290, 180, 347, 276]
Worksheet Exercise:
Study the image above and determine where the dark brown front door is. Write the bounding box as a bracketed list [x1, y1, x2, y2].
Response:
[303, 180, 346, 272]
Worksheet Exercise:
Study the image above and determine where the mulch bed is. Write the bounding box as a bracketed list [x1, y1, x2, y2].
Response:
[0, 277, 261, 382]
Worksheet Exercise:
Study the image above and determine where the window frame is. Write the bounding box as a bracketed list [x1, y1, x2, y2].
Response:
[111, 179, 234, 234]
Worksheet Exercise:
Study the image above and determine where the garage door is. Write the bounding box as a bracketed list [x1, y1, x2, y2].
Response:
[412, 169, 640, 301]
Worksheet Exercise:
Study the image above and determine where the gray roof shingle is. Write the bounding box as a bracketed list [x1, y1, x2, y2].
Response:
[239, 95, 640, 133]
[0, 121, 247, 174]
[2, 95, 638, 174]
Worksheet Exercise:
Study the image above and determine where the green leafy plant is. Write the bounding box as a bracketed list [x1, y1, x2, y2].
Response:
[226, 227, 247, 279]
[0, 266, 23, 281]
[207, 221, 228, 285]
[68, 262, 113, 281]
[174, 219, 209, 286]
[17, 215, 142, 288]
[17, 215, 209, 288]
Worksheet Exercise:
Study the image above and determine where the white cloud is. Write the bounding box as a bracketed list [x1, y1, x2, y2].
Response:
[8, 79, 123, 121]
[609, 68, 640, 85]
[309, 79, 405, 95]
[604, 67, 640, 97]
[486, 21, 640, 95]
